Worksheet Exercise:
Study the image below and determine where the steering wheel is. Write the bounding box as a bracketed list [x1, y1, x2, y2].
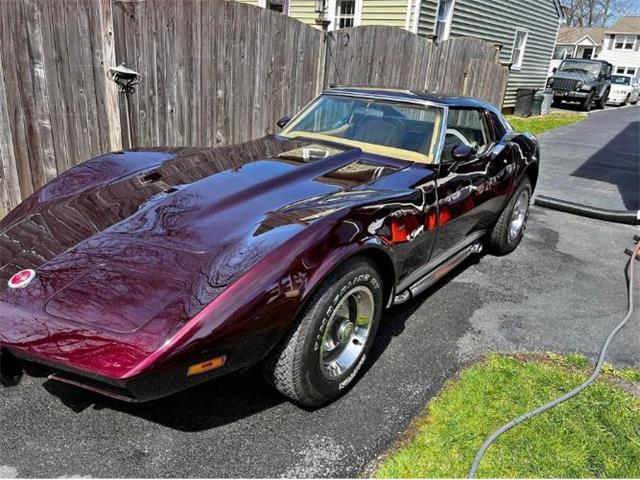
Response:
[445, 128, 471, 146]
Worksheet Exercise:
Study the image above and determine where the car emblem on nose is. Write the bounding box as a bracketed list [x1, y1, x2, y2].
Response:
[8, 269, 36, 289]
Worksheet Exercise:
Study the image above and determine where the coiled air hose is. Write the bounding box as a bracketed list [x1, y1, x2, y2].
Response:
[468, 238, 640, 478]
[534, 195, 640, 226]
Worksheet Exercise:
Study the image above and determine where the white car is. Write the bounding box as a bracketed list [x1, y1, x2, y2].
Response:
[606, 75, 640, 106]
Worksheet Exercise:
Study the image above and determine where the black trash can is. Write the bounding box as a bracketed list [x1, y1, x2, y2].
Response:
[514, 88, 535, 117]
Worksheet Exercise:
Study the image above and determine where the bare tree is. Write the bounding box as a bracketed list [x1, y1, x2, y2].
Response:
[562, 0, 640, 27]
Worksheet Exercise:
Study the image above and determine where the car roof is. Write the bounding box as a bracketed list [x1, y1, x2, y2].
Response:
[324, 86, 499, 111]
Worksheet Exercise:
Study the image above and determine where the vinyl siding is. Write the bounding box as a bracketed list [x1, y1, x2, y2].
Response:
[418, 0, 561, 108]
[598, 34, 640, 77]
[288, 0, 319, 26]
[361, 0, 409, 27]
[417, 0, 438, 37]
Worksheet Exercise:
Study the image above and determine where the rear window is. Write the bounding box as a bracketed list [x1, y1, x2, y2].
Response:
[611, 75, 631, 85]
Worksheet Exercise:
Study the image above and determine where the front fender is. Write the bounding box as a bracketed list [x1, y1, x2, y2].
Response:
[131, 211, 397, 379]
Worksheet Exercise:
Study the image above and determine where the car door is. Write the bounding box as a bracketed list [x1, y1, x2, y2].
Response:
[430, 107, 516, 259]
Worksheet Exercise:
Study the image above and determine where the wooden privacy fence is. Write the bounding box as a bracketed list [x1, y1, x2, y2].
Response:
[0, 0, 509, 218]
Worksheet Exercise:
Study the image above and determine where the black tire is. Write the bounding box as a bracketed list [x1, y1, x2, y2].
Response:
[487, 177, 532, 256]
[622, 94, 629, 106]
[552, 97, 562, 108]
[582, 91, 595, 111]
[595, 90, 608, 109]
[264, 257, 383, 407]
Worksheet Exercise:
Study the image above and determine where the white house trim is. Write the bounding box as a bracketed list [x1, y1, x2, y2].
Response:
[510, 27, 529, 71]
[404, 0, 413, 31]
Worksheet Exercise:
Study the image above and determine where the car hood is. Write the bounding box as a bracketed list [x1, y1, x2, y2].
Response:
[0, 136, 405, 376]
[550, 71, 596, 83]
[610, 84, 631, 93]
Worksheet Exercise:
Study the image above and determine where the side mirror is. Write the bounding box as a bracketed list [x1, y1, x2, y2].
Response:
[452, 144, 474, 162]
[552, 67, 557, 73]
[277, 116, 291, 129]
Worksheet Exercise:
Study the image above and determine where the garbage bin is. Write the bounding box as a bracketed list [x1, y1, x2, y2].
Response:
[514, 88, 535, 117]
[540, 89, 554, 115]
[531, 90, 544, 116]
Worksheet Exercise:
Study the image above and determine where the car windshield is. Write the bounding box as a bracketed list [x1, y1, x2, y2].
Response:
[611, 75, 631, 85]
[280, 94, 443, 164]
[559, 60, 601, 76]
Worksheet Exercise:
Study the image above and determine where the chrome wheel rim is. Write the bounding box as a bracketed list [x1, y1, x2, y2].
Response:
[319, 286, 375, 379]
[509, 189, 529, 242]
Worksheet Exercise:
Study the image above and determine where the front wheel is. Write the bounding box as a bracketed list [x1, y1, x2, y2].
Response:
[264, 258, 383, 407]
[487, 177, 532, 255]
[595, 90, 609, 109]
[582, 92, 595, 111]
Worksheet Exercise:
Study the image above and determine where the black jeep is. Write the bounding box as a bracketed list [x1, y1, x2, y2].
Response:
[547, 59, 612, 111]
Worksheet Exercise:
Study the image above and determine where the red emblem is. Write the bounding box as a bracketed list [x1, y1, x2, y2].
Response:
[8, 269, 36, 289]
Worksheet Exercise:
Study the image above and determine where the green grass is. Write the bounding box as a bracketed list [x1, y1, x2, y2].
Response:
[374, 354, 640, 478]
[506, 112, 586, 135]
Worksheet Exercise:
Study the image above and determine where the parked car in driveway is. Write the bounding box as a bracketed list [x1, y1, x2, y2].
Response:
[547, 58, 612, 110]
[607, 74, 640, 106]
[0, 88, 539, 407]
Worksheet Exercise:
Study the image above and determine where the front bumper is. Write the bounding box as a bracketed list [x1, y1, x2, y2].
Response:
[0, 345, 234, 402]
[607, 93, 628, 105]
[552, 89, 590, 101]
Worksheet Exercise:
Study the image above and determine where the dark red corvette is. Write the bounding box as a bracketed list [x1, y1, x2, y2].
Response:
[0, 88, 538, 406]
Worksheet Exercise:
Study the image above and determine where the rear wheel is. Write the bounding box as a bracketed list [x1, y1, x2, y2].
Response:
[264, 258, 383, 407]
[487, 177, 532, 255]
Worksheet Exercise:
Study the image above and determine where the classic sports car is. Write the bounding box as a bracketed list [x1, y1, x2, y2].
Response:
[0, 88, 538, 407]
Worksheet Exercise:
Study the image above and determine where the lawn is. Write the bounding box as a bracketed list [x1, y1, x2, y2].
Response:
[374, 354, 640, 478]
[506, 112, 586, 135]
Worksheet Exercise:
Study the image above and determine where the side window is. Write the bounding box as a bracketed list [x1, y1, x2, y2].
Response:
[442, 108, 490, 162]
[489, 111, 507, 140]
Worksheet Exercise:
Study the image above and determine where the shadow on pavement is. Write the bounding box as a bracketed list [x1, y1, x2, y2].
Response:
[571, 121, 640, 210]
[43, 255, 481, 432]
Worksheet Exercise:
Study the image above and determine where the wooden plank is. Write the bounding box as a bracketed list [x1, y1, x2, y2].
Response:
[0, 43, 22, 215]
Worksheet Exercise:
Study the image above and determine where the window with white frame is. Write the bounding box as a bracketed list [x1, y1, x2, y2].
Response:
[614, 34, 636, 50]
[435, 0, 455, 42]
[260, 0, 288, 13]
[553, 45, 573, 60]
[335, 0, 356, 28]
[511, 29, 528, 70]
[615, 66, 637, 76]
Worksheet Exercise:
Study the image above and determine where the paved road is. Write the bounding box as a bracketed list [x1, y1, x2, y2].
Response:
[1, 110, 639, 478]
[537, 105, 640, 211]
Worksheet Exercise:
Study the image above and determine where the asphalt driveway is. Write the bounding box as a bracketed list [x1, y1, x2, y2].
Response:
[536, 105, 640, 211]
[1, 109, 639, 478]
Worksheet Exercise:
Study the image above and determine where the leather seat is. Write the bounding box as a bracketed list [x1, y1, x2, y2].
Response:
[346, 114, 407, 148]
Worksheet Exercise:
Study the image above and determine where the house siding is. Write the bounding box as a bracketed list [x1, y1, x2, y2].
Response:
[598, 34, 640, 78]
[451, 0, 561, 108]
[417, 0, 438, 37]
[417, 0, 561, 109]
[288, 0, 318, 26]
[360, 0, 409, 27]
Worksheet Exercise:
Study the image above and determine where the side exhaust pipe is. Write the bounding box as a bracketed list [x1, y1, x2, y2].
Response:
[394, 241, 483, 305]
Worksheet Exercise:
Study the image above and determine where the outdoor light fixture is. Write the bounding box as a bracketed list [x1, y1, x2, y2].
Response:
[107, 63, 141, 149]
[107, 63, 141, 94]
[314, 0, 326, 13]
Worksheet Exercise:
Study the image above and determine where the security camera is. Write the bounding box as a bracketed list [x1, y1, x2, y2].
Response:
[107, 64, 141, 93]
